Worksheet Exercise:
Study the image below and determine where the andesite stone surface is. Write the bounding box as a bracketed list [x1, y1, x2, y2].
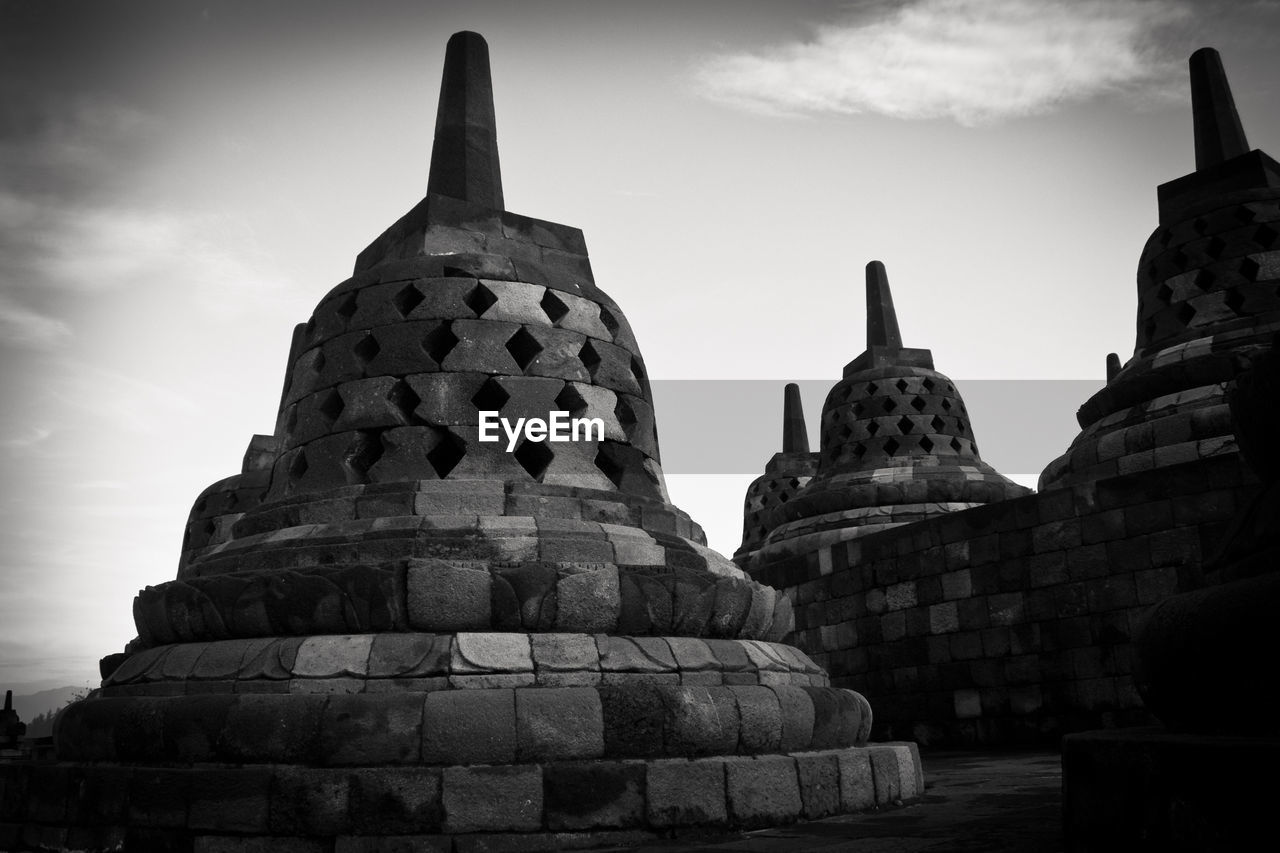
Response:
[3, 30, 921, 851]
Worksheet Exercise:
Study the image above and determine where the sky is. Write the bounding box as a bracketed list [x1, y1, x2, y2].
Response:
[2, 0, 1279, 691]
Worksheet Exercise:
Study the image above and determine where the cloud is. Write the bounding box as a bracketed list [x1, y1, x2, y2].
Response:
[693, 0, 1191, 125]
[0, 293, 72, 351]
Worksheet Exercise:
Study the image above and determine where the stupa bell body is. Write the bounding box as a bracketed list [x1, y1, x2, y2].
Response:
[746, 262, 1029, 567]
[17, 32, 919, 849]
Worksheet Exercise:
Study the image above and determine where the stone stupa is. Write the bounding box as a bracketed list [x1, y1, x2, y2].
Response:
[747, 261, 1030, 568]
[3, 32, 922, 852]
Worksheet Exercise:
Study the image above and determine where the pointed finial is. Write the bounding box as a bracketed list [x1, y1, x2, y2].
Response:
[427, 31, 504, 209]
[1106, 352, 1121, 382]
[866, 261, 903, 349]
[1190, 48, 1250, 171]
[3, 690, 10, 712]
[782, 383, 810, 454]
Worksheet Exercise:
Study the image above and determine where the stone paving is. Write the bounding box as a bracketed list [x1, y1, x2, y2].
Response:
[609, 750, 1064, 853]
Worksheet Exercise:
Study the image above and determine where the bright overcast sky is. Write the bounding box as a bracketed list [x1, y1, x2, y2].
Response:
[3, 0, 1279, 690]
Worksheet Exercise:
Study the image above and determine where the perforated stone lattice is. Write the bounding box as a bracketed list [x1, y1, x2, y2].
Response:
[270, 273, 662, 500]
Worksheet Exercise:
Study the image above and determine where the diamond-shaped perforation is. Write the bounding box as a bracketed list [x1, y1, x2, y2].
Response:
[464, 282, 498, 317]
[1224, 288, 1246, 315]
[839, 386, 854, 403]
[865, 421, 879, 437]
[336, 292, 359, 321]
[895, 378, 909, 393]
[852, 444, 867, 459]
[910, 396, 926, 412]
[506, 327, 544, 371]
[599, 305, 620, 340]
[950, 437, 964, 453]
[1194, 270, 1216, 292]
[882, 398, 897, 413]
[883, 437, 901, 456]
[579, 340, 602, 375]
[393, 284, 425, 318]
[921, 377, 935, 392]
[1176, 302, 1198, 327]
[289, 450, 309, 481]
[388, 380, 421, 422]
[319, 389, 345, 423]
[766, 480, 780, 492]
[1155, 283, 1173, 303]
[1239, 257, 1261, 282]
[615, 396, 638, 430]
[422, 322, 459, 366]
[344, 430, 384, 482]
[555, 383, 587, 416]
[514, 439, 554, 481]
[470, 377, 509, 413]
[931, 415, 946, 432]
[594, 446, 626, 488]
[1254, 224, 1278, 249]
[852, 401, 865, 417]
[353, 334, 380, 364]
[941, 399, 953, 412]
[312, 349, 326, 374]
[865, 382, 878, 396]
[897, 415, 915, 434]
[630, 356, 646, 384]
[541, 290, 570, 325]
[427, 430, 466, 478]
[1206, 237, 1226, 259]
[919, 436, 934, 453]
[1236, 206, 1257, 224]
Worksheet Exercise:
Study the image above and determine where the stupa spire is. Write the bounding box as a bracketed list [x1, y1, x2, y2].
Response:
[781, 383, 810, 454]
[427, 31, 504, 208]
[865, 260, 903, 349]
[1190, 47, 1250, 170]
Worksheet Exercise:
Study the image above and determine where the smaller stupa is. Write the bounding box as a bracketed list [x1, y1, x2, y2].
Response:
[735, 384, 820, 568]
[750, 262, 1030, 566]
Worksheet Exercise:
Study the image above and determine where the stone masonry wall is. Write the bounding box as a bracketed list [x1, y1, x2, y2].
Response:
[755, 453, 1257, 746]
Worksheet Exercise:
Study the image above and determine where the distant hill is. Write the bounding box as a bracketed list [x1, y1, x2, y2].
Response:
[8, 686, 90, 735]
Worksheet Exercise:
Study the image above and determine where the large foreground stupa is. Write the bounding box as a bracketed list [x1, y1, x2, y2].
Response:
[2, 32, 920, 852]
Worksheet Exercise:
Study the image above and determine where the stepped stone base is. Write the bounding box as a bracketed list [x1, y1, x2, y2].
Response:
[1063, 727, 1280, 852]
[0, 743, 924, 852]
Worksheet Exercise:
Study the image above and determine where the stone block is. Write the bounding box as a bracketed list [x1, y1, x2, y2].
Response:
[724, 755, 802, 827]
[836, 747, 876, 811]
[347, 767, 443, 834]
[868, 746, 903, 805]
[270, 768, 351, 835]
[368, 633, 452, 678]
[188, 768, 272, 832]
[320, 693, 425, 765]
[442, 765, 542, 833]
[929, 601, 960, 634]
[796, 751, 841, 819]
[422, 688, 516, 765]
[665, 686, 732, 756]
[515, 687, 604, 761]
[544, 761, 645, 830]
[220, 693, 326, 763]
[772, 686, 815, 751]
[597, 635, 676, 673]
[555, 565, 620, 633]
[599, 683, 667, 757]
[407, 560, 492, 631]
[734, 685, 783, 752]
[293, 634, 374, 678]
[452, 632, 533, 673]
[646, 758, 728, 827]
[529, 632, 599, 674]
